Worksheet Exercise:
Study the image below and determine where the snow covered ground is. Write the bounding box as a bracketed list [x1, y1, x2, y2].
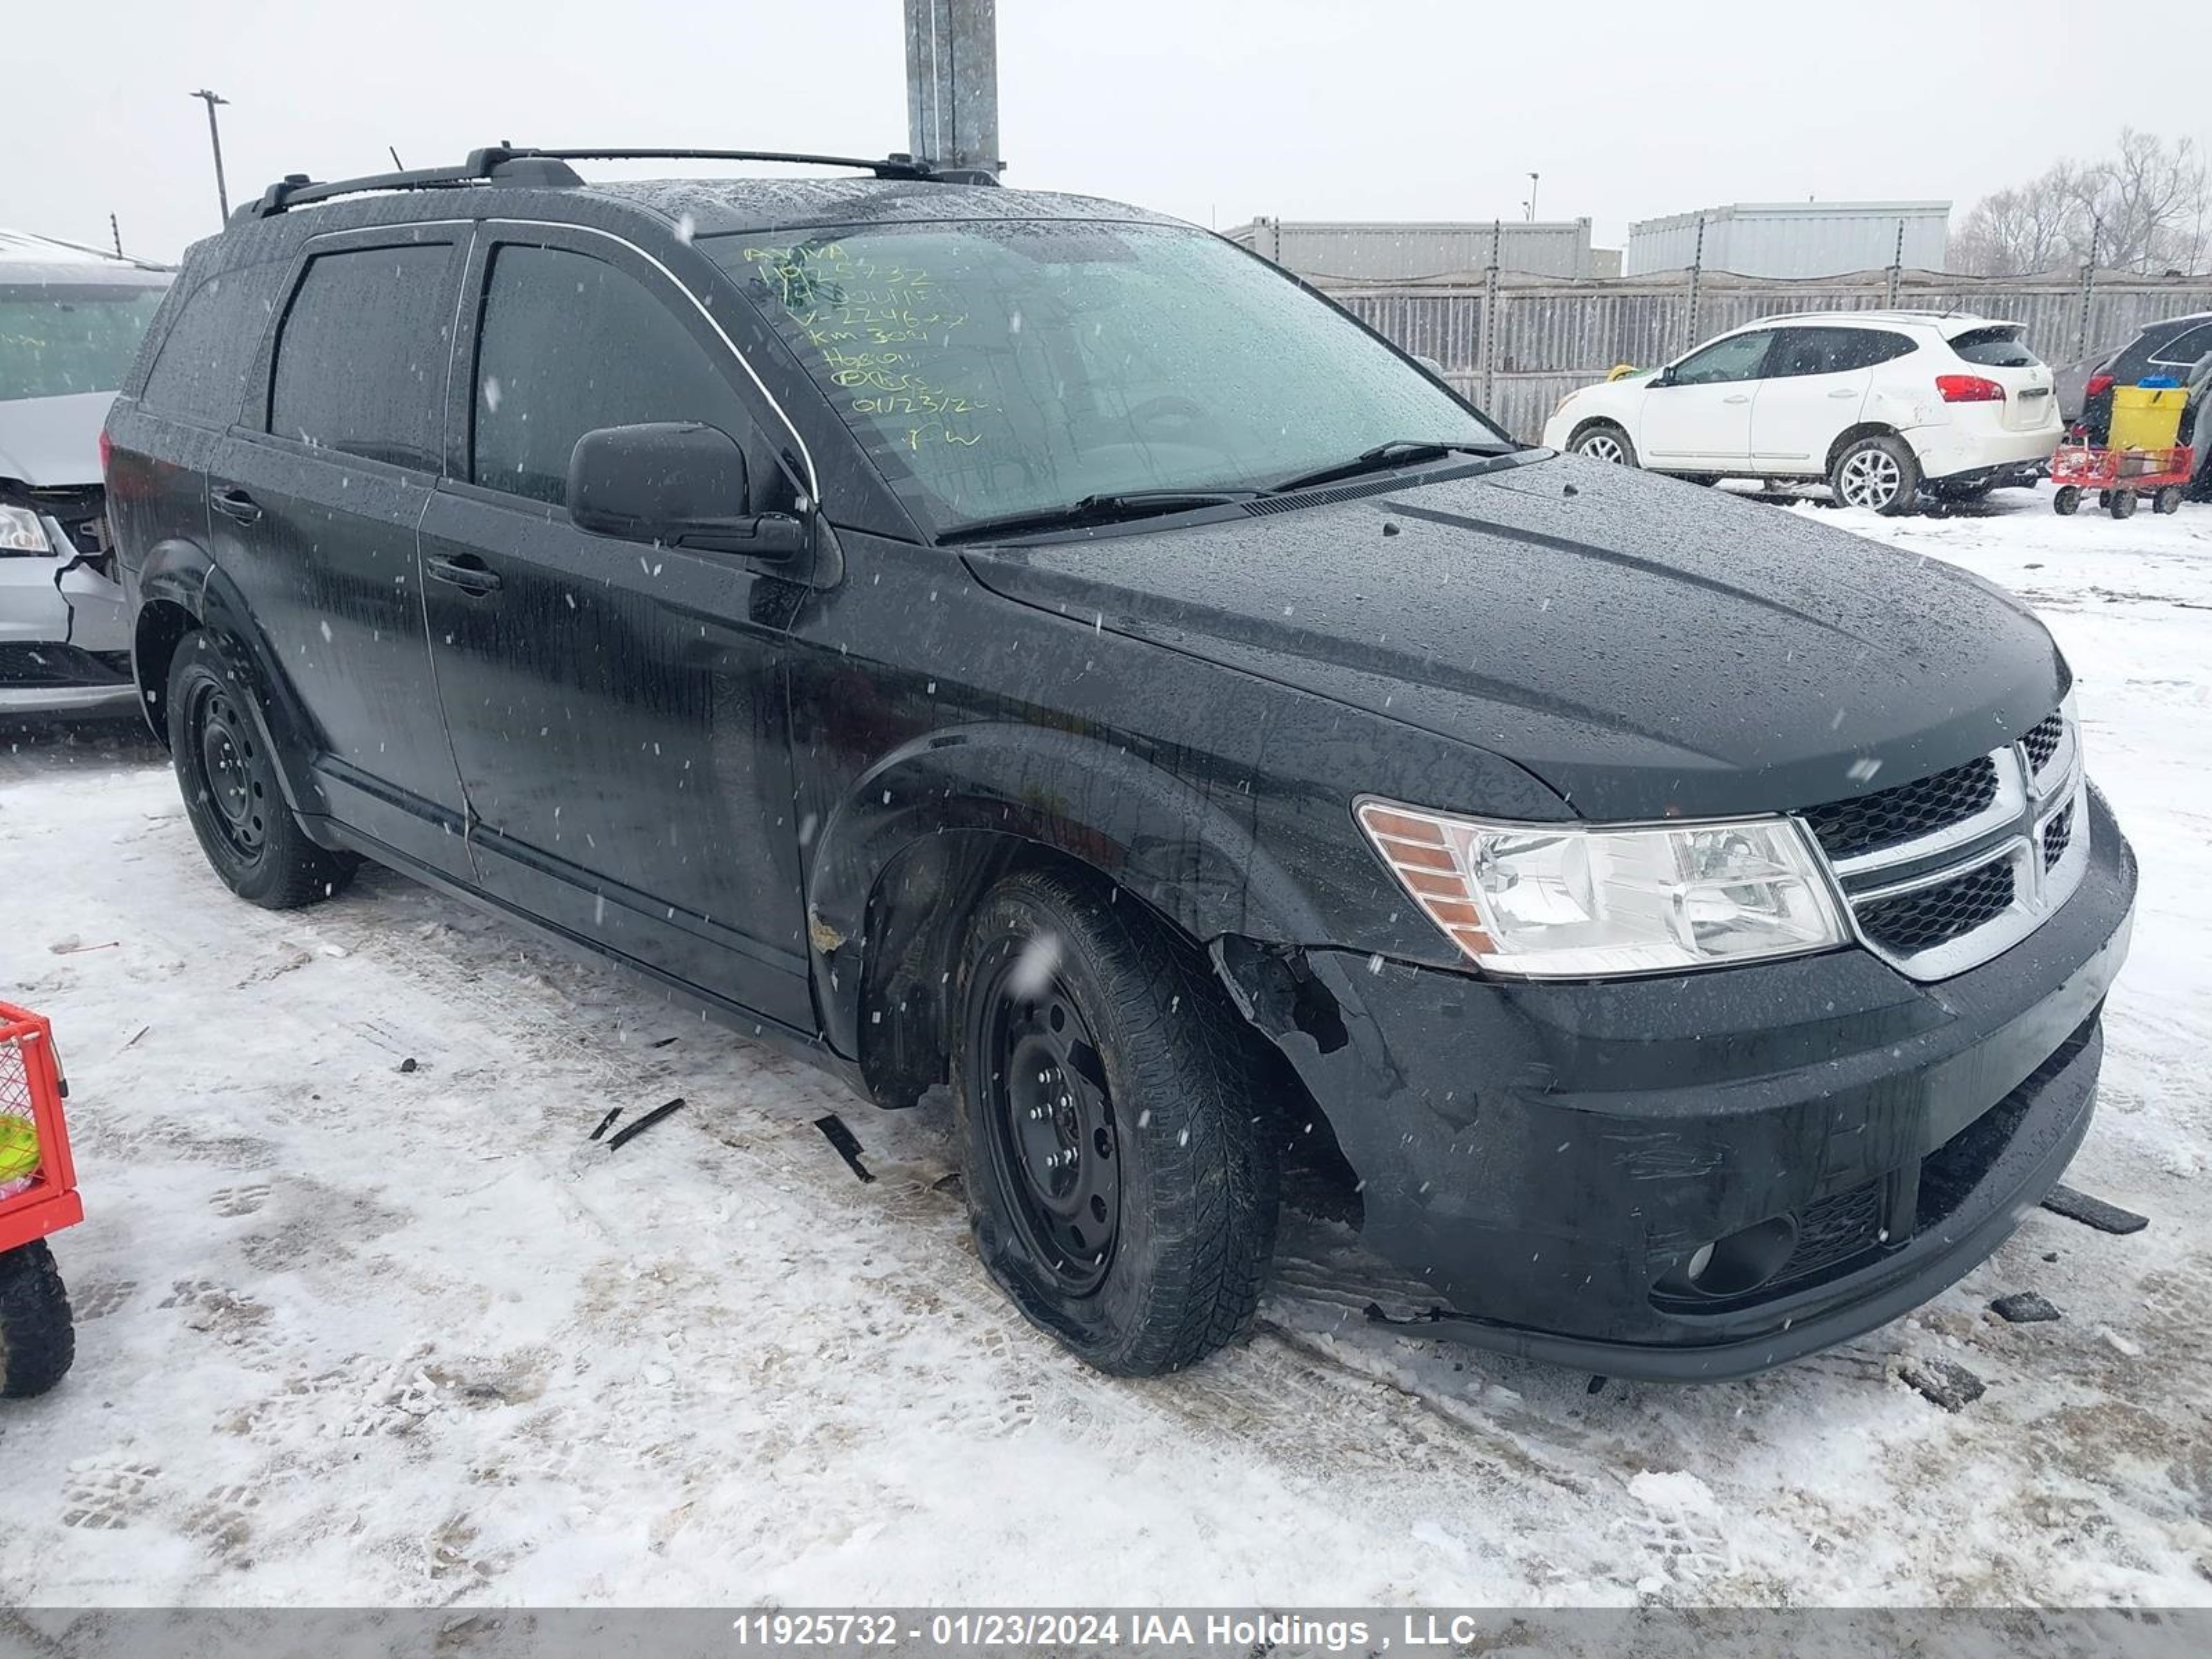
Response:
[1, 485, 2207, 1608]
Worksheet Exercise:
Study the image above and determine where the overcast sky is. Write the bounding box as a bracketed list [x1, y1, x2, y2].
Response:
[11, 0, 2209, 264]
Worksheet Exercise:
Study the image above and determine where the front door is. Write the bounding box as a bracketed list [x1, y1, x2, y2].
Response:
[1751, 326, 1906, 474]
[417, 227, 813, 1027]
[1638, 328, 1774, 469]
[206, 231, 471, 876]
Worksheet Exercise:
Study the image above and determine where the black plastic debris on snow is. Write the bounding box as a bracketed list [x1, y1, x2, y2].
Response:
[607, 1097, 685, 1151]
[1990, 1291, 2062, 1324]
[2040, 1183, 2148, 1235]
[814, 1114, 875, 1183]
[1900, 1356, 1986, 1412]
[588, 1105, 624, 1143]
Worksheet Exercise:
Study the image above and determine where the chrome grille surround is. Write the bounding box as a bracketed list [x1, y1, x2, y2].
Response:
[1802, 709, 2088, 982]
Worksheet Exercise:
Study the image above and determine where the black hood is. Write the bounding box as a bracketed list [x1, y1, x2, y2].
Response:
[960, 456, 2068, 821]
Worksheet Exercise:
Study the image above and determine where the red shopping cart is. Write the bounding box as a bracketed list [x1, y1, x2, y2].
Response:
[1, 1001, 82, 1398]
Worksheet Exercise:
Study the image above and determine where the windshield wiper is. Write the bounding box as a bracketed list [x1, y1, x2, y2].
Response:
[1268, 439, 1515, 495]
[936, 489, 1255, 545]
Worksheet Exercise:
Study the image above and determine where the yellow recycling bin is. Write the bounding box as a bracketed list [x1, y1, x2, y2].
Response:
[2109, 385, 2188, 453]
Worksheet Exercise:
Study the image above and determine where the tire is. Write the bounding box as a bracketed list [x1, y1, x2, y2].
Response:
[1830, 433, 1922, 515]
[2155, 486, 2184, 516]
[0, 1241, 75, 1399]
[167, 632, 357, 910]
[1930, 480, 1995, 504]
[2108, 489, 2138, 521]
[2053, 486, 2082, 516]
[1568, 424, 1638, 467]
[952, 870, 1280, 1376]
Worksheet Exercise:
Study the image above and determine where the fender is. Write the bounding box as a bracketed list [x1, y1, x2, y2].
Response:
[807, 723, 1331, 1062]
[133, 541, 328, 825]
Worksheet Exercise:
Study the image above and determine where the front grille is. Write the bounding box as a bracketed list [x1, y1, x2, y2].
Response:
[2021, 711, 2065, 774]
[1857, 859, 2016, 955]
[2042, 802, 2074, 870]
[1803, 756, 1998, 863]
[1774, 1182, 1884, 1288]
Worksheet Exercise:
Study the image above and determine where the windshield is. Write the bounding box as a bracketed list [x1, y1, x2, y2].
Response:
[0, 281, 170, 402]
[705, 220, 1503, 533]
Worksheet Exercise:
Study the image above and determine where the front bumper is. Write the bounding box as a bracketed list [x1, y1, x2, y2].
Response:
[1, 529, 133, 713]
[1233, 787, 2137, 1380]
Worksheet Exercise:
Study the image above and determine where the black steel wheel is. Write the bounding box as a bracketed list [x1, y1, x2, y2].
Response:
[975, 952, 1123, 1296]
[954, 870, 1280, 1375]
[167, 632, 357, 910]
[2053, 485, 2082, 516]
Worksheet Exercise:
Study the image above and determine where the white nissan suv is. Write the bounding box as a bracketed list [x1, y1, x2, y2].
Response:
[1540, 311, 2063, 514]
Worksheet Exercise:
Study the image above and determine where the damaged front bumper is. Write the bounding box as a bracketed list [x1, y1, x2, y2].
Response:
[1, 495, 133, 713]
[1222, 787, 2137, 1381]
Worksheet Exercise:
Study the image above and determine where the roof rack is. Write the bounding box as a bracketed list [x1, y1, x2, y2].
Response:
[238, 143, 995, 222]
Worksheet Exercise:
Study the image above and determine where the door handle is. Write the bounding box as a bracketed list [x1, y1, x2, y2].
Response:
[1723, 394, 1751, 404]
[1828, 387, 1862, 398]
[211, 487, 262, 525]
[427, 554, 503, 597]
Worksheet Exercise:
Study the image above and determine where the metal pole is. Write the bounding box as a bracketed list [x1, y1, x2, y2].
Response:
[1685, 216, 1705, 351]
[1886, 217, 1904, 307]
[2077, 220, 2100, 359]
[191, 89, 231, 223]
[1528, 173, 1539, 223]
[109, 214, 122, 259]
[903, 0, 1000, 177]
[1481, 220, 1502, 409]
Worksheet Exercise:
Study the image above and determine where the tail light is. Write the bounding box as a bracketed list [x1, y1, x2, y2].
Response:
[97, 429, 112, 476]
[1936, 374, 2006, 404]
[2084, 374, 2115, 400]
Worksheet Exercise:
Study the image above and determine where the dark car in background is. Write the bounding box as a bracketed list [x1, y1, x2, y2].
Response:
[2074, 310, 2212, 444]
[100, 147, 2135, 1382]
[0, 231, 171, 712]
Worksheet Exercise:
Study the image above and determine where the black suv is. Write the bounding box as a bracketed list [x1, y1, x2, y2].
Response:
[2077, 310, 2212, 453]
[103, 147, 2136, 1380]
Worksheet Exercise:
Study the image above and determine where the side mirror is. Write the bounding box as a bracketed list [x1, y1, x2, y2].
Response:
[568, 422, 807, 561]
[1650, 367, 1678, 388]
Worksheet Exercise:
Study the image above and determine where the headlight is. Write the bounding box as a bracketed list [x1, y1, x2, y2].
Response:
[0, 505, 51, 554]
[1356, 800, 1848, 978]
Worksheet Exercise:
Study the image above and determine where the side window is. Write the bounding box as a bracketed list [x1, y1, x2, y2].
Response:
[1670, 330, 1774, 386]
[2150, 322, 2212, 368]
[268, 244, 453, 471]
[140, 263, 283, 424]
[1770, 328, 1916, 377]
[471, 244, 781, 509]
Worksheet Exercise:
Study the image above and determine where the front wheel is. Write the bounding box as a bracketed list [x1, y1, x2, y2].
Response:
[1830, 434, 1922, 515]
[953, 871, 1280, 1376]
[167, 632, 357, 910]
[2053, 485, 2083, 516]
[2108, 489, 2138, 520]
[2155, 486, 2184, 516]
[1569, 424, 1638, 467]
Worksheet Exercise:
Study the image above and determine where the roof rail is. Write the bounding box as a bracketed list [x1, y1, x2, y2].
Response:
[236, 143, 995, 222]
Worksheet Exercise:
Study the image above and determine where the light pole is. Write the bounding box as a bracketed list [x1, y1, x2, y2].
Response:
[191, 88, 231, 224]
[1528, 171, 1540, 222]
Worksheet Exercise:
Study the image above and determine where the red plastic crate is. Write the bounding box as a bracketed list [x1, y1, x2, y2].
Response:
[0, 1002, 83, 1254]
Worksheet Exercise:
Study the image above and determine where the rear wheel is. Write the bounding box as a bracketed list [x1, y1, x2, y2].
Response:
[2108, 489, 2139, 521]
[2155, 485, 2184, 516]
[1569, 424, 1637, 467]
[1830, 434, 1922, 515]
[953, 870, 1280, 1375]
[167, 633, 357, 910]
[0, 1241, 73, 1399]
[2053, 486, 2083, 516]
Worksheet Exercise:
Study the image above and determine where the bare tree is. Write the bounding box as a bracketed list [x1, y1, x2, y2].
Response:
[1953, 131, 2209, 276]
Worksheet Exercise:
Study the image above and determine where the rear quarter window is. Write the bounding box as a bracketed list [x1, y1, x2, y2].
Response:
[2149, 322, 2212, 368]
[1947, 327, 2040, 368]
[139, 262, 283, 426]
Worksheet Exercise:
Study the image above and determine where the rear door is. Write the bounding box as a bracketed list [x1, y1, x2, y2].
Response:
[1751, 326, 1913, 474]
[1944, 325, 2057, 433]
[416, 225, 813, 1026]
[1637, 329, 1774, 468]
[205, 228, 471, 876]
